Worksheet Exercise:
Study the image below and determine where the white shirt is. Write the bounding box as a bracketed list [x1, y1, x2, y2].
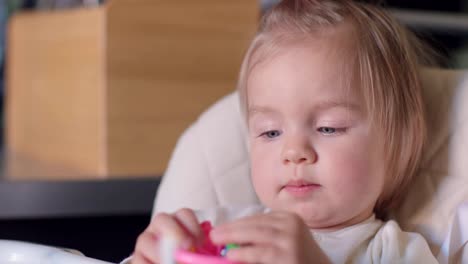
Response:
[195, 205, 438, 264]
[121, 205, 438, 264]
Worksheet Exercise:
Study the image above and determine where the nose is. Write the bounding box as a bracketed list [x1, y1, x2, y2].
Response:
[281, 136, 317, 164]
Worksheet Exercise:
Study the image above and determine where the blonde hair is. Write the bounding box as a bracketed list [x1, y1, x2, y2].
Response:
[238, 0, 433, 218]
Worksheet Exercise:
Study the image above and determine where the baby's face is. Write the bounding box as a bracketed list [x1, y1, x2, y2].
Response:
[247, 44, 385, 230]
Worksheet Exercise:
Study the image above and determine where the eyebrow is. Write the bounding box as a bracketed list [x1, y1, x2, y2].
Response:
[312, 100, 361, 113]
[248, 100, 361, 117]
[248, 106, 279, 117]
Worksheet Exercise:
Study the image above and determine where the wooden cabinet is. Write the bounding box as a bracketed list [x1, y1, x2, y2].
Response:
[6, 0, 258, 179]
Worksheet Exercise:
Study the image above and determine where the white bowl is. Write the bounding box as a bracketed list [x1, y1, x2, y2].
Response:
[0, 240, 114, 264]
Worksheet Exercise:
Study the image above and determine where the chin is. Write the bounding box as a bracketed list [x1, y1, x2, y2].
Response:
[286, 203, 327, 223]
[289, 204, 343, 228]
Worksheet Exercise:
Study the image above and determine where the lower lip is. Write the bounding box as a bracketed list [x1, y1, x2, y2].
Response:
[283, 184, 320, 197]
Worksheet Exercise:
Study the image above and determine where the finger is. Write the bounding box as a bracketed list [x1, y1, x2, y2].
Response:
[215, 211, 305, 238]
[173, 208, 202, 240]
[217, 212, 286, 230]
[211, 221, 283, 245]
[149, 213, 191, 242]
[131, 254, 153, 264]
[226, 245, 280, 264]
[133, 231, 159, 263]
[215, 214, 275, 232]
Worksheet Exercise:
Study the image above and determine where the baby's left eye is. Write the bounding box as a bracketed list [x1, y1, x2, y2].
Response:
[318, 127, 337, 134]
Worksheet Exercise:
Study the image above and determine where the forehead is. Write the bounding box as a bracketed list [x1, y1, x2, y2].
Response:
[246, 41, 361, 113]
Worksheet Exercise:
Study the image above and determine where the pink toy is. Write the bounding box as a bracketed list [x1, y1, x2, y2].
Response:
[174, 221, 240, 264]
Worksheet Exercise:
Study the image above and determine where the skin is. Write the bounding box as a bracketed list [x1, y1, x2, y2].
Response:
[246, 42, 385, 230]
[209, 41, 386, 264]
[132, 208, 202, 264]
[132, 38, 387, 264]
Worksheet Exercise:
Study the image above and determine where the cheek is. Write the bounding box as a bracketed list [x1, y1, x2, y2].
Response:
[250, 143, 279, 198]
[250, 142, 278, 171]
[322, 138, 384, 199]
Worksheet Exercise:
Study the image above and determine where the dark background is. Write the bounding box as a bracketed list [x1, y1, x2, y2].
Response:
[0, 215, 149, 262]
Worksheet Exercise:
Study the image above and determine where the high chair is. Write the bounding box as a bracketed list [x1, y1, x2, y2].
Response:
[154, 68, 468, 263]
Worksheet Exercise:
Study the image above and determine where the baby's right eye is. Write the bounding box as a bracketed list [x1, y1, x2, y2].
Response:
[260, 130, 282, 139]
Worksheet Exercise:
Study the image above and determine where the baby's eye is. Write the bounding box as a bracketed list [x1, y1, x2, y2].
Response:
[260, 130, 282, 139]
[318, 127, 338, 134]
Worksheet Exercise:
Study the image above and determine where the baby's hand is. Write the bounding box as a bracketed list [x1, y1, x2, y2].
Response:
[132, 208, 202, 264]
[211, 211, 330, 264]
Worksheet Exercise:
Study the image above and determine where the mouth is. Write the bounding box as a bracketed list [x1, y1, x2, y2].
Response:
[282, 180, 321, 197]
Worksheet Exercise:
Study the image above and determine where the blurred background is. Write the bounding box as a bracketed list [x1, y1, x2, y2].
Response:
[0, 0, 468, 262]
